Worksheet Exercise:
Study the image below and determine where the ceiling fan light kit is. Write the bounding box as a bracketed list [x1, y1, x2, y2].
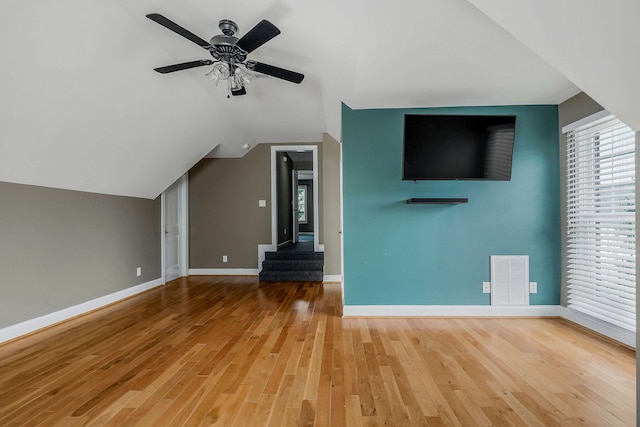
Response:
[146, 14, 304, 97]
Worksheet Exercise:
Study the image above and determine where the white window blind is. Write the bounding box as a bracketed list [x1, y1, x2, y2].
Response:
[565, 113, 636, 332]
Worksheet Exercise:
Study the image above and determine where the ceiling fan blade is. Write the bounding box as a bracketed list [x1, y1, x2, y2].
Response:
[146, 13, 210, 49]
[153, 60, 213, 74]
[246, 61, 304, 84]
[235, 20, 280, 53]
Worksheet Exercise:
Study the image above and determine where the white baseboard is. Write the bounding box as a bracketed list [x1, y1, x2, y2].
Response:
[0, 278, 163, 344]
[558, 306, 635, 348]
[343, 304, 636, 348]
[4, 286, 633, 349]
[342, 305, 560, 318]
[258, 244, 275, 273]
[323, 275, 342, 283]
[189, 269, 259, 276]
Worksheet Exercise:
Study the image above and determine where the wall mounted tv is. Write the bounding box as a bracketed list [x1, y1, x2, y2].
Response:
[403, 114, 516, 181]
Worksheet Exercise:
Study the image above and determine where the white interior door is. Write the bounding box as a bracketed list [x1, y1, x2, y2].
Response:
[164, 180, 181, 282]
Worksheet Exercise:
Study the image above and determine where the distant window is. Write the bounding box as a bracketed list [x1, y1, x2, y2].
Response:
[298, 185, 307, 224]
[564, 113, 635, 332]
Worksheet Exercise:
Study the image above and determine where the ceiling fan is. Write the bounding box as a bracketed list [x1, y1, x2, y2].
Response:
[146, 13, 304, 97]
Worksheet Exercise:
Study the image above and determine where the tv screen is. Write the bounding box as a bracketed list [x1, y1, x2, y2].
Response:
[403, 114, 516, 181]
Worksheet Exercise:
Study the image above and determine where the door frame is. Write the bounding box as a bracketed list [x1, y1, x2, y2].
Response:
[161, 174, 189, 284]
[270, 145, 322, 252]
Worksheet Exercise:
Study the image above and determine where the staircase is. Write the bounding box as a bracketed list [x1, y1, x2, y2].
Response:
[259, 250, 324, 282]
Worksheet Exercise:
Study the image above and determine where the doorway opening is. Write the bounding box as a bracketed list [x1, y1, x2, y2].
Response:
[293, 169, 314, 251]
[269, 145, 322, 253]
[259, 145, 324, 282]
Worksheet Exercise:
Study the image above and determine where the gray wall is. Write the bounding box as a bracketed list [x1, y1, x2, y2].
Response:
[558, 92, 605, 306]
[294, 160, 314, 170]
[558, 92, 605, 128]
[189, 144, 272, 269]
[188, 138, 342, 276]
[322, 133, 342, 277]
[0, 181, 161, 329]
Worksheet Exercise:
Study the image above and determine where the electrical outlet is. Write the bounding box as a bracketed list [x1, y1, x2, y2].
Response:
[284, 228, 287, 235]
[136, 267, 142, 277]
[222, 255, 228, 263]
[482, 282, 491, 293]
[530, 282, 538, 294]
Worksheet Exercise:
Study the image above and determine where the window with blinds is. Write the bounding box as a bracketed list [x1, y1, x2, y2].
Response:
[565, 113, 636, 332]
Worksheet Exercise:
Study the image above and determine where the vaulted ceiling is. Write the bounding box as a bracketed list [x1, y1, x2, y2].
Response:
[1, 1, 638, 199]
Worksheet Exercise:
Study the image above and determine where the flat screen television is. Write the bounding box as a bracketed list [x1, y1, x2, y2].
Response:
[403, 114, 516, 181]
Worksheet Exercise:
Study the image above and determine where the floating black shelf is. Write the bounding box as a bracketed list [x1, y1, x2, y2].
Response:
[406, 198, 468, 205]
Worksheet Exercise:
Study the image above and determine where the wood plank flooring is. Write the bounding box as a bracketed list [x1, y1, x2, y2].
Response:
[0, 276, 635, 426]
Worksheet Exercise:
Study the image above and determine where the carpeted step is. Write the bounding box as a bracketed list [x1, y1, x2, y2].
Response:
[262, 259, 324, 271]
[258, 270, 324, 282]
[260, 250, 324, 282]
[265, 251, 324, 261]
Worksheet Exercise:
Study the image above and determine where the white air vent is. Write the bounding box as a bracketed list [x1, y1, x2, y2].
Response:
[490, 255, 529, 306]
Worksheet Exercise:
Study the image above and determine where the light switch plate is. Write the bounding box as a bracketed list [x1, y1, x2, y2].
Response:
[258, 199, 266, 207]
[482, 282, 491, 293]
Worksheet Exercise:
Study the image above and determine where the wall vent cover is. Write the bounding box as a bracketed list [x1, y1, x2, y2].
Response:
[490, 255, 529, 306]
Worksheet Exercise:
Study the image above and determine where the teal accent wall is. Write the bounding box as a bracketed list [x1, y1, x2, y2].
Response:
[342, 104, 561, 305]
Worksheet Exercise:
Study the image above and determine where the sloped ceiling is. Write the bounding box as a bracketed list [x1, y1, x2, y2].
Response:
[466, 0, 640, 131]
[0, 0, 634, 199]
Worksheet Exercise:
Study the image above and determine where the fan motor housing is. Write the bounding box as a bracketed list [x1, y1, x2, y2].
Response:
[218, 19, 238, 36]
[209, 34, 238, 47]
[209, 34, 245, 62]
[210, 20, 245, 63]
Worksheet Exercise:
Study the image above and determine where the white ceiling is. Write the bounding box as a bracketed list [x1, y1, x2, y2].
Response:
[0, 0, 637, 199]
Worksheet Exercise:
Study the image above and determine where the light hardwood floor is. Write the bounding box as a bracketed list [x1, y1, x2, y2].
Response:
[0, 276, 635, 426]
